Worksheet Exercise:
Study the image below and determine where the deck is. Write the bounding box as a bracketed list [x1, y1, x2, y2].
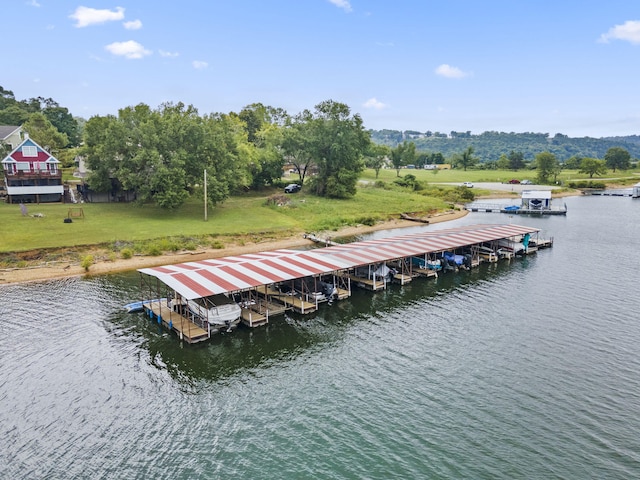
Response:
[344, 273, 387, 291]
[143, 301, 209, 344]
[262, 287, 318, 314]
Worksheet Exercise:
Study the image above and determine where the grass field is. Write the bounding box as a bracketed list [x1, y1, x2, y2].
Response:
[0, 184, 450, 253]
[361, 166, 640, 185]
[2, 167, 637, 255]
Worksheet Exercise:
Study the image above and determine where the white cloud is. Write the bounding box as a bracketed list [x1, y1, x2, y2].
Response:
[363, 97, 387, 110]
[192, 60, 208, 70]
[435, 64, 469, 79]
[599, 20, 640, 45]
[159, 50, 180, 58]
[328, 0, 352, 13]
[105, 40, 151, 59]
[123, 19, 143, 30]
[26, 0, 41, 7]
[70, 6, 125, 28]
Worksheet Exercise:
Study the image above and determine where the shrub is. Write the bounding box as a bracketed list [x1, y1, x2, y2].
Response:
[145, 244, 162, 256]
[81, 255, 94, 272]
[120, 248, 133, 259]
[354, 216, 378, 226]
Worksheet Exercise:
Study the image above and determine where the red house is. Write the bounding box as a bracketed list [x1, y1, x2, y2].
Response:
[2, 136, 63, 203]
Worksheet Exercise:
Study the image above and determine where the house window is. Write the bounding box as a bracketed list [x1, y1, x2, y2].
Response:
[22, 146, 37, 157]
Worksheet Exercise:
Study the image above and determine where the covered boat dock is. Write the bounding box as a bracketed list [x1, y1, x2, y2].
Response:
[136, 223, 546, 342]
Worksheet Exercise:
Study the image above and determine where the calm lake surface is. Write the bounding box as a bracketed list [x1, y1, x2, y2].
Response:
[2, 195, 640, 479]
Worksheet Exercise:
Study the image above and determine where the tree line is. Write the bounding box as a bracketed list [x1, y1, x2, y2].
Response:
[370, 129, 640, 162]
[1, 84, 637, 210]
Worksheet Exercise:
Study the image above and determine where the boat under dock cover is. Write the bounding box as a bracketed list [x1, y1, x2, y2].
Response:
[138, 224, 540, 300]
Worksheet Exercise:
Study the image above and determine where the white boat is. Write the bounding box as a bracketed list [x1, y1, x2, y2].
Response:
[496, 238, 525, 255]
[185, 295, 241, 328]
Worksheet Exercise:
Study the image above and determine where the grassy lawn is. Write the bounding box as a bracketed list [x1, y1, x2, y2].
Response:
[0, 185, 451, 253]
[3, 166, 637, 255]
[362, 167, 640, 184]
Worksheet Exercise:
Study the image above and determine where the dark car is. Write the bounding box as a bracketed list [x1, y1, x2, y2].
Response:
[508, 179, 521, 184]
[284, 183, 301, 193]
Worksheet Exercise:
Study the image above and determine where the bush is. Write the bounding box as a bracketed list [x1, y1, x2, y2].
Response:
[566, 180, 606, 189]
[354, 216, 378, 226]
[81, 255, 94, 272]
[145, 244, 163, 256]
[121, 248, 133, 259]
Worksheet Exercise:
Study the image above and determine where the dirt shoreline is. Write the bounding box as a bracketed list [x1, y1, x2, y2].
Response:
[0, 210, 469, 286]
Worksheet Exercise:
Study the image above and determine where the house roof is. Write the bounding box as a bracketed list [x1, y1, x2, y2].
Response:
[521, 190, 552, 199]
[1, 137, 59, 164]
[0, 125, 21, 141]
[139, 223, 540, 299]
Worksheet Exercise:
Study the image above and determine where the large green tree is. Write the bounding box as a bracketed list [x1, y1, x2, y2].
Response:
[454, 146, 478, 171]
[578, 157, 607, 178]
[305, 100, 370, 198]
[604, 147, 631, 172]
[23, 112, 69, 153]
[535, 151, 559, 183]
[508, 150, 525, 170]
[390, 141, 416, 177]
[365, 143, 390, 178]
[82, 102, 251, 209]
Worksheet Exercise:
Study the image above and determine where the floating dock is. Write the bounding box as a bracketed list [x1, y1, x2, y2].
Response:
[136, 223, 550, 343]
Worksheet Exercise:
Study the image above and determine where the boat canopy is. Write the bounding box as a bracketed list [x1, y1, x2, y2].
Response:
[139, 224, 540, 300]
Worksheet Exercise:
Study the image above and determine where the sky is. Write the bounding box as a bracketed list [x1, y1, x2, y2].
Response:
[4, 1, 640, 138]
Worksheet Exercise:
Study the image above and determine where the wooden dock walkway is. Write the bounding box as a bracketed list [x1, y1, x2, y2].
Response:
[263, 287, 318, 314]
[143, 301, 209, 344]
[344, 273, 387, 291]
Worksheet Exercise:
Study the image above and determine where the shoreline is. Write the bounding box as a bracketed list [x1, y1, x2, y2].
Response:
[0, 210, 469, 286]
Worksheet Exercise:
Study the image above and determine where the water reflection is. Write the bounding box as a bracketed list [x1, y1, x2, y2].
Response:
[99, 257, 530, 384]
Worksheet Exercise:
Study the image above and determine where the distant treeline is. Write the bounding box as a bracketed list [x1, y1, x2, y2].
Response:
[369, 130, 640, 162]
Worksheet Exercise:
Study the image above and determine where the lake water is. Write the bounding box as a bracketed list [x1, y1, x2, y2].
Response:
[1, 195, 640, 479]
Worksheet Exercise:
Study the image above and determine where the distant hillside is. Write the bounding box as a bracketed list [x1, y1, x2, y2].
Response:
[369, 130, 640, 162]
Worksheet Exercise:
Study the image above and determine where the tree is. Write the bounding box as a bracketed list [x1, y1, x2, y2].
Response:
[305, 100, 370, 198]
[578, 158, 607, 178]
[82, 102, 251, 209]
[281, 116, 314, 185]
[365, 143, 390, 178]
[564, 155, 582, 170]
[604, 147, 631, 172]
[508, 150, 525, 170]
[0, 104, 30, 125]
[390, 141, 416, 176]
[454, 146, 478, 171]
[496, 153, 510, 170]
[534, 151, 559, 183]
[43, 105, 80, 147]
[23, 112, 69, 152]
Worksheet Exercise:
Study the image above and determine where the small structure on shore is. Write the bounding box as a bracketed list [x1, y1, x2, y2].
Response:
[466, 189, 567, 215]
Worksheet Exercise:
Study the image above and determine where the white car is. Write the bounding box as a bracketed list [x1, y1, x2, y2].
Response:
[462, 182, 474, 188]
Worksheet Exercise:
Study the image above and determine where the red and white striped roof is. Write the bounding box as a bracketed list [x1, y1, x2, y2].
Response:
[139, 223, 539, 299]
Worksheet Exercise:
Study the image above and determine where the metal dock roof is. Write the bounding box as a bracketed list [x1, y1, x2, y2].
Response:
[139, 223, 539, 299]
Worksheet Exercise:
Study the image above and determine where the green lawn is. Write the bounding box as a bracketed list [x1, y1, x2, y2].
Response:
[0, 186, 450, 253]
[362, 167, 640, 184]
[3, 166, 637, 254]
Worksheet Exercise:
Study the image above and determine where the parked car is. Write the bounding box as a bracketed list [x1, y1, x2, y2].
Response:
[521, 179, 533, 185]
[508, 179, 521, 184]
[462, 182, 473, 188]
[284, 183, 301, 193]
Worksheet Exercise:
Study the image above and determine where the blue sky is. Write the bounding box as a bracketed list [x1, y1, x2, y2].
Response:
[4, 1, 640, 137]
